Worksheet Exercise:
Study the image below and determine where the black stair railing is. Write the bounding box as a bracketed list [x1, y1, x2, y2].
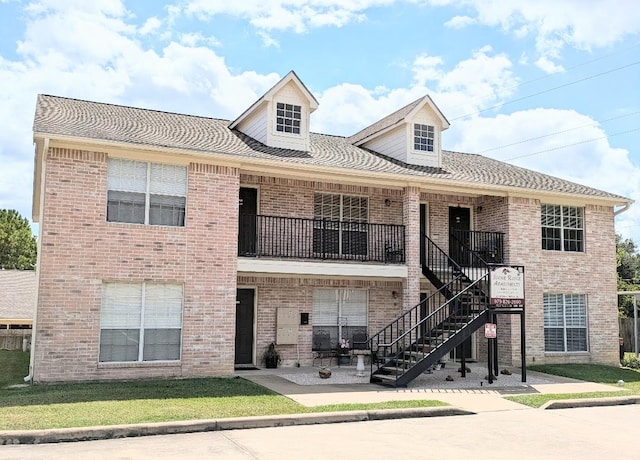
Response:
[451, 230, 504, 266]
[368, 233, 494, 387]
[370, 274, 490, 386]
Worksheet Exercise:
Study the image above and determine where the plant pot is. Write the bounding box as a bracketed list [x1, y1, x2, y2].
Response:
[338, 354, 350, 365]
[265, 356, 279, 368]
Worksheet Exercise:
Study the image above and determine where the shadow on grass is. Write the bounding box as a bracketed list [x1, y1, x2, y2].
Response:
[0, 377, 277, 408]
[529, 364, 640, 384]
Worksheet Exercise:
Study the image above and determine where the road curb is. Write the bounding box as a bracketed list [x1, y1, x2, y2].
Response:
[541, 395, 640, 410]
[0, 407, 472, 445]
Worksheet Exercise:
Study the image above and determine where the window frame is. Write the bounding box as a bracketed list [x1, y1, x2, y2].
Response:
[312, 288, 368, 349]
[413, 123, 435, 153]
[275, 102, 302, 135]
[107, 158, 187, 227]
[541, 204, 584, 252]
[313, 193, 369, 257]
[99, 282, 184, 363]
[543, 293, 588, 353]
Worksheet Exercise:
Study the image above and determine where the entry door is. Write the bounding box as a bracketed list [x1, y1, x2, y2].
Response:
[448, 207, 471, 266]
[235, 289, 255, 365]
[419, 292, 428, 338]
[419, 204, 427, 266]
[238, 188, 257, 256]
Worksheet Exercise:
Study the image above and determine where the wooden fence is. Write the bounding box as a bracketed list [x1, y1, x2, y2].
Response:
[619, 317, 639, 352]
[0, 329, 31, 351]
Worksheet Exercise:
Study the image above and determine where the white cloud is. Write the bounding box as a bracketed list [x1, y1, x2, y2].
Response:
[444, 15, 476, 28]
[430, 0, 640, 73]
[182, 0, 395, 33]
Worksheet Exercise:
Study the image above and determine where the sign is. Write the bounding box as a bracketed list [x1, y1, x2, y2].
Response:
[489, 266, 525, 307]
[485, 323, 496, 339]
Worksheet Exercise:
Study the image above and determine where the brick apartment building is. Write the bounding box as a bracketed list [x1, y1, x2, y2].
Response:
[29, 71, 631, 384]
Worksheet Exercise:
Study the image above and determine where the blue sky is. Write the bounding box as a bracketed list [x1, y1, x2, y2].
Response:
[1, 0, 639, 242]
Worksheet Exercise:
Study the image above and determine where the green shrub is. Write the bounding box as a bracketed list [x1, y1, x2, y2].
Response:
[621, 356, 640, 369]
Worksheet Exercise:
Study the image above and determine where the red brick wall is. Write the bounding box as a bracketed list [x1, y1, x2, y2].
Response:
[34, 148, 239, 382]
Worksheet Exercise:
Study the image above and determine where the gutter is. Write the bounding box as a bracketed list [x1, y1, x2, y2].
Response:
[614, 203, 631, 216]
[24, 137, 48, 383]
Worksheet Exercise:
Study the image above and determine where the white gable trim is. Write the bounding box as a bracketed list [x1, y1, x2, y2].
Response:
[229, 70, 318, 130]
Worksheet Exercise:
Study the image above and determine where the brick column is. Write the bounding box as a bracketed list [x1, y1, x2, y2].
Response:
[402, 186, 421, 311]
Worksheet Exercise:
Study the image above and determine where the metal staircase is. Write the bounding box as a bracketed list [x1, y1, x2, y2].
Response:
[369, 233, 493, 387]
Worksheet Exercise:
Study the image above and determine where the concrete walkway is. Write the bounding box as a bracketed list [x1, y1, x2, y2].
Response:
[1, 365, 637, 445]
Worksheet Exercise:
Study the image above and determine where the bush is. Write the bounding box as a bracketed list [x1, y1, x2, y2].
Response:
[621, 356, 640, 369]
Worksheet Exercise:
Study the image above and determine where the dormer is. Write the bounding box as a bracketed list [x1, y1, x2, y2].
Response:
[230, 70, 319, 152]
[349, 95, 449, 168]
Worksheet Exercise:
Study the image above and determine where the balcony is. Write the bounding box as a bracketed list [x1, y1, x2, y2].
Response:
[450, 229, 505, 266]
[238, 214, 405, 264]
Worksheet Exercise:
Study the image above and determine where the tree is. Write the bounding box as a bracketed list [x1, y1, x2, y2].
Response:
[617, 234, 640, 317]
[0, 209, 37, 270]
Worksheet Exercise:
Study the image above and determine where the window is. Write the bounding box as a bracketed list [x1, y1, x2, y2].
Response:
[313, 193, 368, 257]
[541, 204, 584, 251]
[107, 159, 187, 226]
[276, 102, 301, 134]
[544, 293, 588, 352]
[312, 289, 367, 348]
[414, 123, 434, 152]
[100, 283, 183, 362]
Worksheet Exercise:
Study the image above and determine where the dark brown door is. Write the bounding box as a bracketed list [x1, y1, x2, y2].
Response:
[449, 207, 471, 266]
[238, 187, 257, 256]
[235, 289, 255, 365]
[419, 292, 428, 338]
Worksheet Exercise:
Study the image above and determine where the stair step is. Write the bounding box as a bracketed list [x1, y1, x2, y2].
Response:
[371, 373, 398, 383]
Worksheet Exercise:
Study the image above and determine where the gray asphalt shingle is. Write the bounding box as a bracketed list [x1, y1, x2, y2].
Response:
[33, 94, 628, 201]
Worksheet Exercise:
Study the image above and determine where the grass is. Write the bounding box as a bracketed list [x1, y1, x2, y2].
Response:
[505, 363, 640, 407]
[0, 350, 445, 431]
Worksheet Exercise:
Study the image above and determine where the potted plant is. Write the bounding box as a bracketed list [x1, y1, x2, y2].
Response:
[263, 342, 281, 369]
[337, 338, 350, 365]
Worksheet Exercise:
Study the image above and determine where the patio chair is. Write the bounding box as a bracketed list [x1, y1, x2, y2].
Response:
[312, 329, 336, 367]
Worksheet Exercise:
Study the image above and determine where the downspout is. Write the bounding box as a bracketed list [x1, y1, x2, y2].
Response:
[24, 137, 48, 383]
[614, 203, 631, 216]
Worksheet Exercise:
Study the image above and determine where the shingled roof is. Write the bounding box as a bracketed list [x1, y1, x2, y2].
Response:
[0, 270, 36, 323]
[33, 94, 630, 203]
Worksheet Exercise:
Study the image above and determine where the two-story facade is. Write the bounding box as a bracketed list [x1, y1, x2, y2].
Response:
[29, 71, 631, 383]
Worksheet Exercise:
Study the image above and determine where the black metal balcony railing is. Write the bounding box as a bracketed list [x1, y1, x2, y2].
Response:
[238, 214, 405, 263]
[450, 229, 505, 266]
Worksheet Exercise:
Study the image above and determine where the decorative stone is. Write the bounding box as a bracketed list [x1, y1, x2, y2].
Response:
[500, 368, 512, 375]
[319, 368, 332, 379]
[445, 375, 454, 381]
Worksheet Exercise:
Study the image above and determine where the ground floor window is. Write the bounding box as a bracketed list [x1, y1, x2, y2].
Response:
[312, 289, 367, 350]
[543, 293, 588, 352]
[100, 282, 183, 362]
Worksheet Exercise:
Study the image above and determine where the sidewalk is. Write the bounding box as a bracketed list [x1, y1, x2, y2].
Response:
[1, 364, 637, 445]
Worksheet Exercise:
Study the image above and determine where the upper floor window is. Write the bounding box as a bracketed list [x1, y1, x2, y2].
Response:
[541, 204, 584, 252]
[414, 123, 434, 152]
[276, 102, 301, 134]
[107, 158, 187, 226]
[313, 193, 368, 257]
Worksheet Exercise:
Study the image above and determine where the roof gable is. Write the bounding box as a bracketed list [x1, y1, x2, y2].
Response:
[229, 70, 318, 130]
[349, 95, 449, 146]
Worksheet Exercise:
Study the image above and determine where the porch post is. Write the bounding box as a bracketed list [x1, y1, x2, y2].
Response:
[402, 186, 421, 312]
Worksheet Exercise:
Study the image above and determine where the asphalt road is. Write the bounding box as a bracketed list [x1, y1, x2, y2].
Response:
[1, 405, 638, 459]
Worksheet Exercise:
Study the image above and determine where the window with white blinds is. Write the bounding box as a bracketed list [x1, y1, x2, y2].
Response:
[313, 193, 368, 257]
[543, 293, 588, 352]
[100, 282, 183, 362]
[107, 158, 187, 226]
[312, 289, 367, 349]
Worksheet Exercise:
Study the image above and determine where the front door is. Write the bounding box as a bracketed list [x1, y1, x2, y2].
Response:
[235, 288, 255, 365]
[448, 206, 471, 266]
[238, 187, 257, 256]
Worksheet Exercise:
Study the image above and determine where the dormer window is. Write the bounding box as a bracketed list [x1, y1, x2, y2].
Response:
[276, 102, 301, 134]
[414, 123, 434, 152]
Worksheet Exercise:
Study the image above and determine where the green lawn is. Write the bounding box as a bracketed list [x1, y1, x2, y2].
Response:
[506, 363, 640, 407]
[0, 350, 445, 431]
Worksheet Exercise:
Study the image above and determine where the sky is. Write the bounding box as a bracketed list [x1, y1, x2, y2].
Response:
[1, 0, 639, 243]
